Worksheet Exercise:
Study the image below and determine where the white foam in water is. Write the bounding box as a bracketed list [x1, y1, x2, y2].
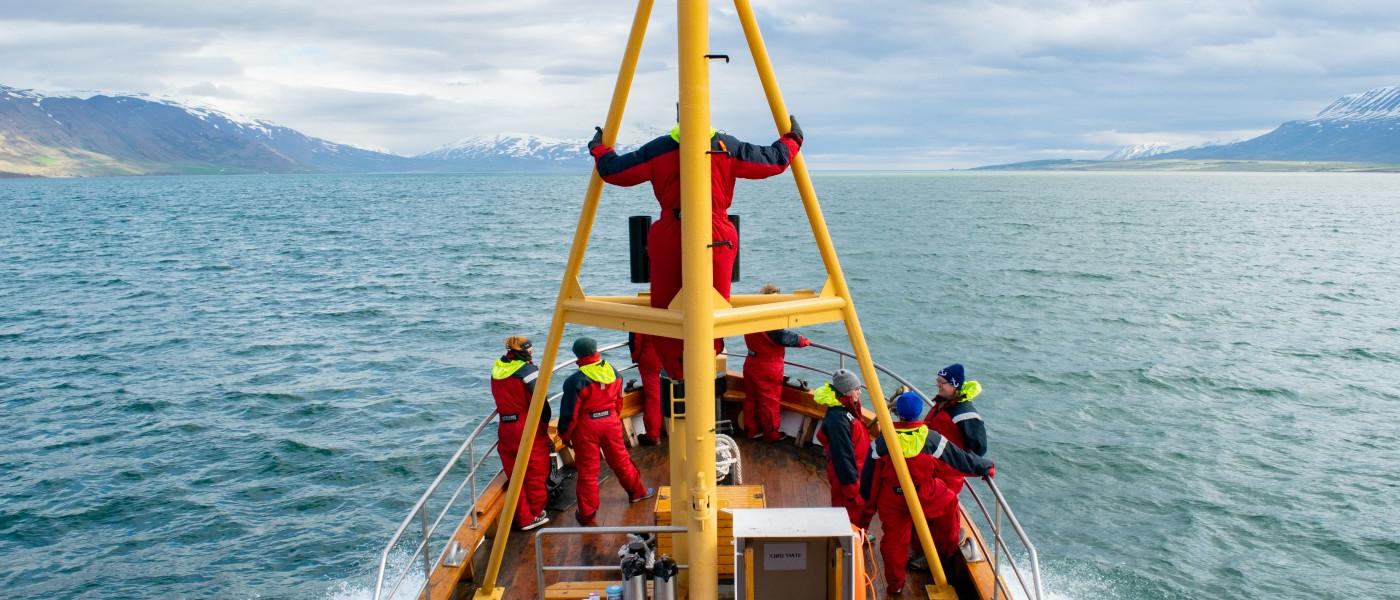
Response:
[322, 549, 427, 600]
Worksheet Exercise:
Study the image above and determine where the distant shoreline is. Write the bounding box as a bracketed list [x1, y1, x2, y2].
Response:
[970, 159, 1400, 173]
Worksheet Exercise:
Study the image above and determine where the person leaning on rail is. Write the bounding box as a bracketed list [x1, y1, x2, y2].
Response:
[587, 117, 803, 381]
[557, 337, 656, 526]
[489, 336, 551, 531]
[741, 283, 812, 442]
[814, 368, 870, 524]
[922, 363, 987, 496]
[857, 392, 995, 593]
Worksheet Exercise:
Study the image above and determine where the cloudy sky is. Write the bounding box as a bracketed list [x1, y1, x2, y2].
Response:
[3, 0, 1399, 168]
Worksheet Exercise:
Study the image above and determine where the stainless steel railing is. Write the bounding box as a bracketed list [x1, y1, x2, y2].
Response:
[532, 525, 690, 600]
[733, 341, 1044, 600]
[373, 338, 1041, 600]
[371, 342, 632, 600]
[964, 477, 1044, 600]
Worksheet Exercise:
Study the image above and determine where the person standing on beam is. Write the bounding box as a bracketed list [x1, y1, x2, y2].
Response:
[588, 117, 804, 378]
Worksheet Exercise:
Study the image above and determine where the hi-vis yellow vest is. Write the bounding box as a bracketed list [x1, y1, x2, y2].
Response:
[894, 424, 930, 458]
[492, 359, 525, 380]
[579, 360, 617, 384]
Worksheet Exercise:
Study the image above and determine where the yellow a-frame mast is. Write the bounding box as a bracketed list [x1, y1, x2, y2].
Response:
[474, 0, 955, 598]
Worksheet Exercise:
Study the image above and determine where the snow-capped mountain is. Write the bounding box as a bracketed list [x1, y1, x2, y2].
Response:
[414, 126, 663, 170]
[417, 134, 587, 163]
[1314, 86, 1400, 121]
[1103, 143, 1173, 161]
[0, 84, 417, 176]
[1159, 85, 1400, 163]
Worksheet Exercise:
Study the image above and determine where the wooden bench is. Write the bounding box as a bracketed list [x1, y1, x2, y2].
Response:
[722, 372, 877, 446]
[542, 580, 655, 599]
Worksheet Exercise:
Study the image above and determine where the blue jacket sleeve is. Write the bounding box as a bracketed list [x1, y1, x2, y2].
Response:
[766, 329, 806, 348]
[823, 409, 860, 485]
[927, 431, 993, 476]
[558, 372, 582, 436]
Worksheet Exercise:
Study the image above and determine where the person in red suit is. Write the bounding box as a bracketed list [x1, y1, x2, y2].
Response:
[815, 369, 870, 524]
[589, 119, 804, 378]
[490, 336, 551, 531]
[857, 393, 995, 594]
[921, 363, 987, 496]
[742, 284, 811, 441]
[557, 337, 656, 526]
[627, 332, 665, 446]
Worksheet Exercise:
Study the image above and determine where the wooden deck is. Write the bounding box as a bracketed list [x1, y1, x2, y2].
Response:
[436, 378, 1008, 599]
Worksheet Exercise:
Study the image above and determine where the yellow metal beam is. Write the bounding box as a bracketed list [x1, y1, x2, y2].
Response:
[678, 0, 718, 597]
[732, 0, 956, 594]
[557, 295, 843, 339]
[472, 1, 655, 596]
[585, 290, 818, 306]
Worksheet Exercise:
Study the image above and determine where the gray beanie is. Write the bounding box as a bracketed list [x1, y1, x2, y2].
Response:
[831, 369, 861, 396]
[572, 337, 598, 359]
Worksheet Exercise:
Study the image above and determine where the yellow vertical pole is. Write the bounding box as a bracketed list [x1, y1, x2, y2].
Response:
[730, 0, 955, 595]
[472, 1, 655, 597]
[678, 0, 719, 597]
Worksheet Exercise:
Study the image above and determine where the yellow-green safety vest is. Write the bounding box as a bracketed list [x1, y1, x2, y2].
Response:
[579, 360, 617, 385]
[492, 359, 526, 380]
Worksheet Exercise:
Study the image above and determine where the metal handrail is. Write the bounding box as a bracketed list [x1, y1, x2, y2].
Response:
[963, 477, 1044, 600]
[372, 342, 630, 600]
[374, 339, 1041, 600]
[533, 526, 690, 600]
[728, 342, 1042, 599]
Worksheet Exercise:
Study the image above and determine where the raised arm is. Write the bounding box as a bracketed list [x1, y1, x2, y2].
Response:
[727, 115, 803, 180]
[590, 129, 671, 187]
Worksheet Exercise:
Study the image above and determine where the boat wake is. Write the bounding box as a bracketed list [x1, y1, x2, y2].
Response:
[321, 549, 425, 600]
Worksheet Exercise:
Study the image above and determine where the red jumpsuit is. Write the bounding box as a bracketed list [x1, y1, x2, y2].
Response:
[815, 385, 870, 524]
[628, 332, 664, 444]
[593, 131, 801, 375]
[490, 354, 551, 529]
[924, 397, 987, 495]
[742, 329, 809, 440]
[558, 354, 648, 524]
[857, 424, 957, 593]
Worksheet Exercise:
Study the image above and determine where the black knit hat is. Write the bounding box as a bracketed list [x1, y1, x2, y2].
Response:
[572, 337, 598, 359]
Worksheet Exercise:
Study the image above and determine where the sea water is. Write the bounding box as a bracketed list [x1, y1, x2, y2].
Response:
[2, 172, 1397, 599]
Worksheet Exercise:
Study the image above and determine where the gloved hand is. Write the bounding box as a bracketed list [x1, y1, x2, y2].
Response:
[798, 337, 812, 348]
[588, 126, 604, 151]
[985, 465, 996, 479]
[786, 115, 803, 144]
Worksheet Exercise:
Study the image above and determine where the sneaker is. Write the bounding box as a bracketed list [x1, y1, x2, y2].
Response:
[639, 436, 660, 447]
[763, 432, 790, 443]
[630, 487, 657, 504]
[576, 512, 597, 527]
[520, 511, 550, 531]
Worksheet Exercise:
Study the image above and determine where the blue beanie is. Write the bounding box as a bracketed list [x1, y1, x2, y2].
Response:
[895, 392, 924, 421]
[938, 364, 965, 389]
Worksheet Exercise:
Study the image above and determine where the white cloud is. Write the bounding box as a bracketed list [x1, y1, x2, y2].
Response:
[2, 0, 1399, 166]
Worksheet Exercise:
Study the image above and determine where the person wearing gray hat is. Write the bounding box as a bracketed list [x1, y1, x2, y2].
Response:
[814, 368, 871, 524]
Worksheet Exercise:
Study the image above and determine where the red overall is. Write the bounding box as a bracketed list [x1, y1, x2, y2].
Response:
[559, 356, 647, 523]
[593, 131, 801, 374]
[858, 424, 958, 593]
[816, 389, 870, 524]
[629, 332, 664, 444]
[491, 358, 550, 529]
[742, 330, 808, 440]
[926, 408, 970, 495]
